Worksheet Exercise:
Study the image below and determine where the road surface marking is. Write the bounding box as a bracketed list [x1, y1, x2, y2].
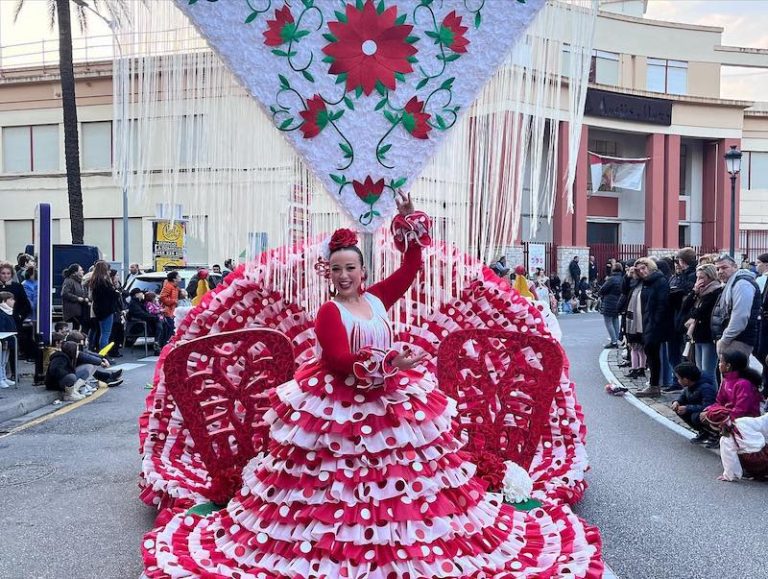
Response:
[0, 384, 109, 440]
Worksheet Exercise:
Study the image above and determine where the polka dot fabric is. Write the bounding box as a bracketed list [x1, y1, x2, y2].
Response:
[139, 242, 603, 577]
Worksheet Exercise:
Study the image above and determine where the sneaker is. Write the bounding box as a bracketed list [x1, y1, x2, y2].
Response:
[79, 383, 95, 396]
[662, 384, 683, 393]
[690, 432, 710, 445]
[0, 380, 10, 389]
[705, 437, 720, 449]
[604, 343, 618, 349]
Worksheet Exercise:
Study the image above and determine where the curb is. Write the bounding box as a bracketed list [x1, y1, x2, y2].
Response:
[599, 349, 695, 441]
[0, 388, 60, 426]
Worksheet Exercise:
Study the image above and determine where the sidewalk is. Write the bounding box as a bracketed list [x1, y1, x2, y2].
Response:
[0, 348, 155, 429]
[0, 359, 59, 426]
[601, 346, 699, 438]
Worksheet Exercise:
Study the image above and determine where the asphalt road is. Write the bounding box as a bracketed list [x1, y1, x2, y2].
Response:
[1, 317, 766, 578]
[567, 314, 768, 579]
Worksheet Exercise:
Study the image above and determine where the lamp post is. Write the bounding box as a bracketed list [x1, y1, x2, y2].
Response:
[724, 144, 742, 258]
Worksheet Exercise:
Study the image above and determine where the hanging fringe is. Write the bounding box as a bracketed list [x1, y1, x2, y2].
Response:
[112, 0, 596, 315]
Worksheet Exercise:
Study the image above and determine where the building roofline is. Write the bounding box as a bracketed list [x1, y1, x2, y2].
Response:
[590, 82, 754, 109]
[598, 9, 724, 34]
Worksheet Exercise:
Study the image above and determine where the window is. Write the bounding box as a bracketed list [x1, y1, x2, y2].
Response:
[589, 50, 619, 86]
[647, 58, 687, 95]
[745, 151, 768, 190]
[679, 144, 688, 194]
[587, 222, 619, 245]
[178, 115, 204, 167]
[81, 121, 112, 170]
[2, 124, 59, 173]
[679, 225, 690, 246]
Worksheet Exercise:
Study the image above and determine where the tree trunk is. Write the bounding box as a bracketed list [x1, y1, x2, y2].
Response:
[56, 0, 85, 244]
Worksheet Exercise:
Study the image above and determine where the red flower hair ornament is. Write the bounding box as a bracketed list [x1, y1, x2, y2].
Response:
[316, 228, 359, 279]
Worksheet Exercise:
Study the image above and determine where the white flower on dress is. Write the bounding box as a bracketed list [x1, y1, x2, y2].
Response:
[502, 460, 533, 504]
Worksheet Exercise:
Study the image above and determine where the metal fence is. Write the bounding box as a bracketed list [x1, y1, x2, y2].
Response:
[589, 243, 648, 280]
[740, 230, 768, 262]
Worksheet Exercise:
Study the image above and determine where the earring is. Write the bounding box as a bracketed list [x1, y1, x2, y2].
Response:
[358, 274, 367, 295]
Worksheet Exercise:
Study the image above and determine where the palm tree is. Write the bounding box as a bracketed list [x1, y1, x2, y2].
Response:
[14, 0, 130, 245]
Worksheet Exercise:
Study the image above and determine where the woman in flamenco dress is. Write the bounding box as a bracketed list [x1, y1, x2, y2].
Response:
[142, 193, 602, 578]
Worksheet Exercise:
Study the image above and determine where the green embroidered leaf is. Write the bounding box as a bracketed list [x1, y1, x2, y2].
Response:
[406, 35, 420, 44]
[372, 210, 381, 216]
[395, 13, 407, 25]
[435, 115, 446, 129]
[376, 0, 385, 14]
[294, 29, 311, 40]
[245, 11, 259, 24]
[301, 0, 314, 8]
[343, 96, 354, 110]
[322, 55, 334, 63]
[425, 30, 439, 40]
[279, 118, 294, 130]
[335, 73, 348, 85]
[474, 11, 482, 28]
[269, 105, 278, 115]
[339, 143, 353, 158]
[355, 86, 363, 99]
[437, 53, 461, 62]
[322, 32, 338, 43]
[302, 70, 315, 82]
[440, 77, 455, 91]
[375, 80, 386, 96]
[378, 144, 392, 157]
[375, 98, 387, 111]
[278, 74, 290, 89]
[188, 0, 198, 4]
[330, 110, 344, 121]
[416, 77, 429, 90]
[394, 72, 406, 82]
[272, 49, 289, 57]
[383, 111, 398, 124]
[330, 173, 346, 185]
[407, 55, 418, 63]
[391, 177, 407, 189]
[355, 0, 364, 10]
[333, 10, 347, 23]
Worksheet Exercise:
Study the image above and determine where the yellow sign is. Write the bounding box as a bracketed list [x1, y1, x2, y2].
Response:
[153, 221, 186, 271]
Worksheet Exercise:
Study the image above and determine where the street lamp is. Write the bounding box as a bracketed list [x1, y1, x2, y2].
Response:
[724, 144, 742, 258]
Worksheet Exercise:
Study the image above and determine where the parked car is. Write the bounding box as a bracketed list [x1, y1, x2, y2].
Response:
[124, 270, 223, 302]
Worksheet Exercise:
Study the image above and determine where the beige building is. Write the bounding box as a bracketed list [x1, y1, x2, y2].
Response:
[0, 0, 767, 270]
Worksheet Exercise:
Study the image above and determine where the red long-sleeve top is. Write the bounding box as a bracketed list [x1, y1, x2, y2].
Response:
[314, 244, 421, 375]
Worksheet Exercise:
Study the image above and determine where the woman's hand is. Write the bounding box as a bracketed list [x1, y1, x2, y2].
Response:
[395, 190, 415, 216]
[391, 349, 427, 371]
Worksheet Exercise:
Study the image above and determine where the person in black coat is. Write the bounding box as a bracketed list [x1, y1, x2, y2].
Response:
[599, 264, 624, 348]
[568, 256, 581, 287]
[635, 258, 672, 397]
[127, 288, 162, 354]
[665, 248, 699, 390]
[0, 261, 32, 375]
[671, 362, 717, 444]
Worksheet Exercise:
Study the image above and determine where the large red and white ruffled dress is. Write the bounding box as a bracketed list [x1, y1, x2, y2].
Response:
[141, 225, 603, 578]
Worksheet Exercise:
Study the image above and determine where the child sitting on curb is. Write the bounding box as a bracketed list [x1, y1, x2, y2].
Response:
[670, 362, 717, 445]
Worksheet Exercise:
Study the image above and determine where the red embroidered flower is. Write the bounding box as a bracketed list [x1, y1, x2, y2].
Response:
[323, 0, 417, 95]
[299, 95, 328, 139]
[402, 96, 431, 139]
[263, 6, 295, 47]
[329, 228, 359, 251]
[353, 176, 385, 205]
[439, 11, 469, 54]
[474, 450, 505, 490]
